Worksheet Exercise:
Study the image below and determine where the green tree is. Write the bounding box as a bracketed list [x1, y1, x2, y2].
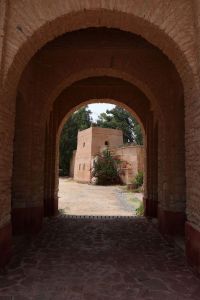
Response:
[59, 106, 92, 175]
[92, 149, 121, 185]
[96, 106, 143, 144]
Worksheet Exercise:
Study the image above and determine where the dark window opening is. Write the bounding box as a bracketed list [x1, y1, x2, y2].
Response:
[105, 141, 109, 146]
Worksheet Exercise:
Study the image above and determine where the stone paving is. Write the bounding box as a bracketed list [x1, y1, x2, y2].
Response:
[0, 216, 200, 299]
[58, 178, 141, 216]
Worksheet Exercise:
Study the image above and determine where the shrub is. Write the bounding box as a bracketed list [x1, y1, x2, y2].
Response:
[92, 149, 121, 185]
[135, 202, 144, 216]
[133, 171, 143, 189]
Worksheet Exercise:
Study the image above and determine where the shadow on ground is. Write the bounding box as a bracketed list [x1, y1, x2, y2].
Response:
[0, 216, 200, 299]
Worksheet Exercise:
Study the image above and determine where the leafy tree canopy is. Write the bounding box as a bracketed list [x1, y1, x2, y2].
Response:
[96, 106, 143, 145]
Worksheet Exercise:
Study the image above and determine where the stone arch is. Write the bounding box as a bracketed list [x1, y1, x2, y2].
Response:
[3, 5, 197, 93]
[1, 9, 197, 178]
[46, 68, 164, 128]
[56, 97, 147, 192]
[57, 97, 146, 185]
[11, 27, 185, 231]
[57, 98, 146, 140]
[2, 8, 193, 224]
[1, 4, 199, 269]
[41, 67, 166, 192]
[55, 97, 147, 198]
[41, 75, 159, 223]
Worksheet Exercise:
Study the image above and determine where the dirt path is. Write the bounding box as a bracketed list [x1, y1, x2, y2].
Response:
[58, 178, 142, 216]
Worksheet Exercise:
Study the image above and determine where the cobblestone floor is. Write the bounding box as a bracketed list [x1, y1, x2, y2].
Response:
[0, 216, 200, 299]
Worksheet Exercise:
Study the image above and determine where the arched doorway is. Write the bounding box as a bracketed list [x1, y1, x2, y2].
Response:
[1, 8, 196, 267]
[57, 100, 145, 217]
[11, 27, 185, 236]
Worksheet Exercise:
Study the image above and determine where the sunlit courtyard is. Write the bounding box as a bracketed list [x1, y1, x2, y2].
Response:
[58, 178, 143, 217]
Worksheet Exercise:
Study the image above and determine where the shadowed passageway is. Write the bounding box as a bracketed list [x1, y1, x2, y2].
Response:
[0, 217, 199, 299]
[2, 0, 200, 280]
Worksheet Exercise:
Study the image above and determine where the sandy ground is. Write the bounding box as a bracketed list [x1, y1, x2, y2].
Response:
[58, 177, 143, 216]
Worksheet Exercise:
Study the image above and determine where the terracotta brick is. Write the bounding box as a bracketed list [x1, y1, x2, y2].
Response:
[0, 1, 200, 271]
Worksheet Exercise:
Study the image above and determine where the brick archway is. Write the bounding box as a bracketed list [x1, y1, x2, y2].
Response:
[58, 98, 145, 139]
[11, 28, 185, 263]
[49, 95, 148, 221]
[40, 73, 176, 231]
[0, 4, 199, 270]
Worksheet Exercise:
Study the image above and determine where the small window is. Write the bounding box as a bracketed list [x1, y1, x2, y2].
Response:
[83, 163, 85, 170]
[83, 142, 85, 147]
[105, 141, 109, 146]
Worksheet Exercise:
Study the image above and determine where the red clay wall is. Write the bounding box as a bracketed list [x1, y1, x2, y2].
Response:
[73, 127, 123, 183]
[114, 145, 144, 184]
[69, 150, 76, 178]
[91, 127, 123, 156]
[74, 128, 93, 183]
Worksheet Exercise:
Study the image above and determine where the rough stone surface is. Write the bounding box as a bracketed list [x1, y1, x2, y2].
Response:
[0, 217, 200, 299]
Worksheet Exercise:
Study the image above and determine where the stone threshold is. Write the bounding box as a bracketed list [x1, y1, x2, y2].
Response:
[58, 214, 140, 220]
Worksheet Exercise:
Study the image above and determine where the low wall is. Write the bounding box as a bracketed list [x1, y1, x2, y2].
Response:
[113, 145, 144, 184]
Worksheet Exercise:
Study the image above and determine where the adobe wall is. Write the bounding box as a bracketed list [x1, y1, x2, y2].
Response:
[74, 128, 92, 182]
[114, 145, 144, 184]
[73, 127, 124, 182]
[91, 127, 123, 156]
[69, 150, 76, 178]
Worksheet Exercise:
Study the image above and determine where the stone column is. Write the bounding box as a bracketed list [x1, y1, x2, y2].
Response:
[144, 112, 151, 217]
[185, 0, 200, 273]
[12, 92, 43, 234]
[152, 123, 158, 216]
[158, 100, 186, 235]
[144, 111, 158, 218]
[0, 0, 12, 268]
[44, 110, 58, 217]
